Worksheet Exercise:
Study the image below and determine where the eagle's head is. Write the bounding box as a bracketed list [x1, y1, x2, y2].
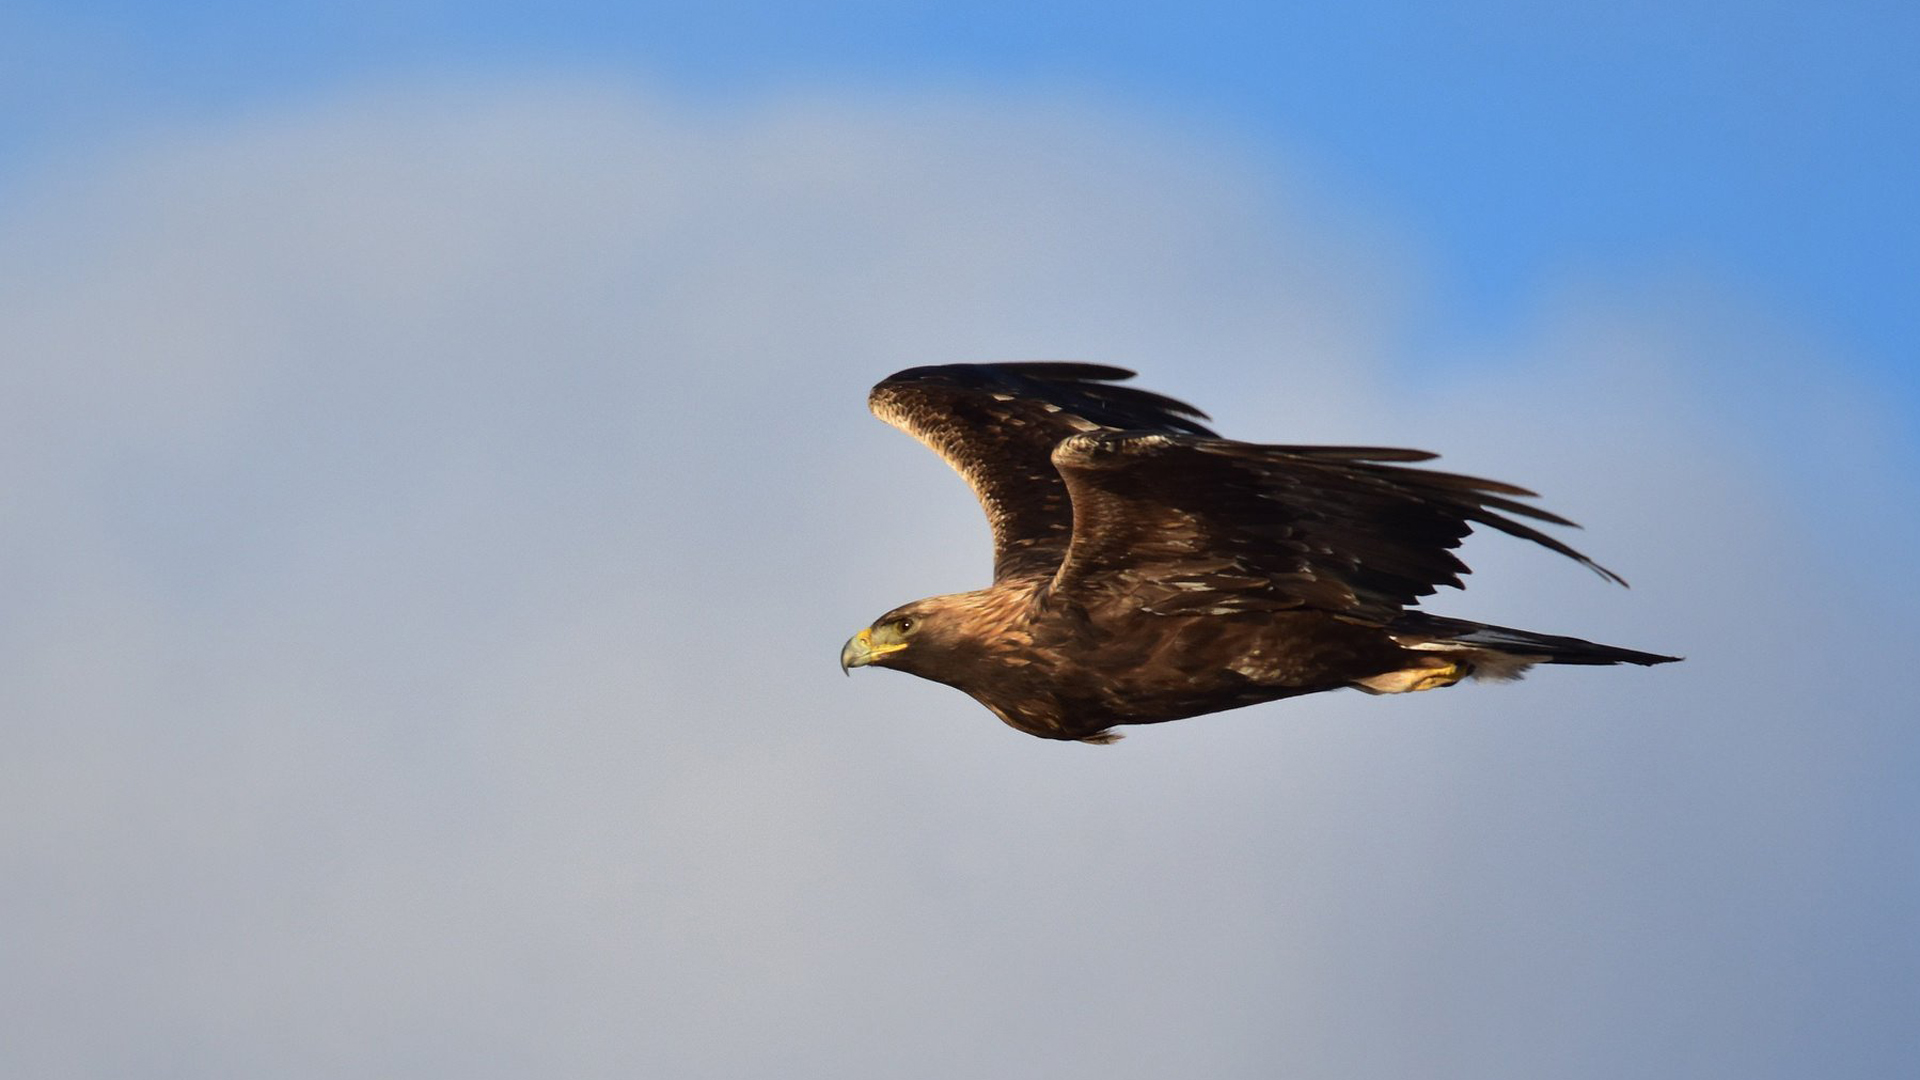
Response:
[839, 602, 936, 676]
[840, 590, 1025, 687]
[840, 584, 1083, 739]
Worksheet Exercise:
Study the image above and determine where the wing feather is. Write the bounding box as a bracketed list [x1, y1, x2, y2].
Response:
[1048, 431, 1624, 622]
[868, 364, 1215, 583]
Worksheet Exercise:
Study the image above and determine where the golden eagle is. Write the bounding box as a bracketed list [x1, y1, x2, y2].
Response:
[840, 364, 1678, 743]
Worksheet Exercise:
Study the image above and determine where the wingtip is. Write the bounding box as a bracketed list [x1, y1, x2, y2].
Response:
[871, 363, 1217, 436]
[1588, 561, 1630, 588]
[875, 361, 1138, 387]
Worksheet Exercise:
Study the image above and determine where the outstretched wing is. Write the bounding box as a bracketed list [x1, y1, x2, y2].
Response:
[1048, 431, 1624, 623]
[869, 364, 1216, 583]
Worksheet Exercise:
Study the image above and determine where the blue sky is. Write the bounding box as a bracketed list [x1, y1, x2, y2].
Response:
[7, 1, 1917, 401]
[3, 4, 1916, 1078]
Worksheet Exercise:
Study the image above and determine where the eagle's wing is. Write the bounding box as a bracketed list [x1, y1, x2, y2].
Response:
[1048, 431, 1623, 622]
[869, 364, 1217, 583]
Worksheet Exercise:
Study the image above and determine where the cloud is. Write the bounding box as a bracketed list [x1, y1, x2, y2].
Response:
[1, 79, 1912, 1078]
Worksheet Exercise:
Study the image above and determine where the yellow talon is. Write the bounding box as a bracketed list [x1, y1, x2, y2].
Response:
[1354, 660, 1471, 694]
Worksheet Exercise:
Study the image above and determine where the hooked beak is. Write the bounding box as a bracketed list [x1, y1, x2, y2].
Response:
[840, 627, 906, 675]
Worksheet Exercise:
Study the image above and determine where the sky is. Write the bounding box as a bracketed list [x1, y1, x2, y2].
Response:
[2, 4, 1916, 1078]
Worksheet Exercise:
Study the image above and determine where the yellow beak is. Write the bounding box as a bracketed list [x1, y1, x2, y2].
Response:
[840, 627, 907, 674]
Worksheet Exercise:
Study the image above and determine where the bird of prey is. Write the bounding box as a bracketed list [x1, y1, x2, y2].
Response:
[840, 363, 1678, 743]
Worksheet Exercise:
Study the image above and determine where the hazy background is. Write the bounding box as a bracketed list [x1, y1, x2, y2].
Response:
[3, 5, 1915, 1078]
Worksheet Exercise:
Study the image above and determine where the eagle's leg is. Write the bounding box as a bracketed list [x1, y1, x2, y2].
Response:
[1352, 658, 1472, 694]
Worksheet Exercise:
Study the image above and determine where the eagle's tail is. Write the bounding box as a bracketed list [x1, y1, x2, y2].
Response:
[1353, 613, 1679, 693]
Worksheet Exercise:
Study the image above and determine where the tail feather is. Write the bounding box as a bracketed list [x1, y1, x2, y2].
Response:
[1387, 612, 1680, 682]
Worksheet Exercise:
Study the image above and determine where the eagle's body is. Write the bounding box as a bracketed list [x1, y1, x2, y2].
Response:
[841, 364, 1677, 743]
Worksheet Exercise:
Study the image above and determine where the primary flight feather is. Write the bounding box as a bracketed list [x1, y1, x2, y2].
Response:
[840, 363, 1678, 743]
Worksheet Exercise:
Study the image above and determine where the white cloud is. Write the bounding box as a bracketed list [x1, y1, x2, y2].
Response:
[1, 79, 1912, 1078]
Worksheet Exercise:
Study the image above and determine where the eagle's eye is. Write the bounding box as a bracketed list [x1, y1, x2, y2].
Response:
[897, 617, 914, 634]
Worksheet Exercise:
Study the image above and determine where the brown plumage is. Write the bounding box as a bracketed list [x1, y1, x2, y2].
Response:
[839, 363, 1679, 743]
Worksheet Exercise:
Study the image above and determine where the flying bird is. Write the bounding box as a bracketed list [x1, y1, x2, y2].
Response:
[840, 363, 1679, 743]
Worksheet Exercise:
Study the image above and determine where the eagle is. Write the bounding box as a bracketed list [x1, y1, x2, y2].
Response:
[840, 363, 1678, 743]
